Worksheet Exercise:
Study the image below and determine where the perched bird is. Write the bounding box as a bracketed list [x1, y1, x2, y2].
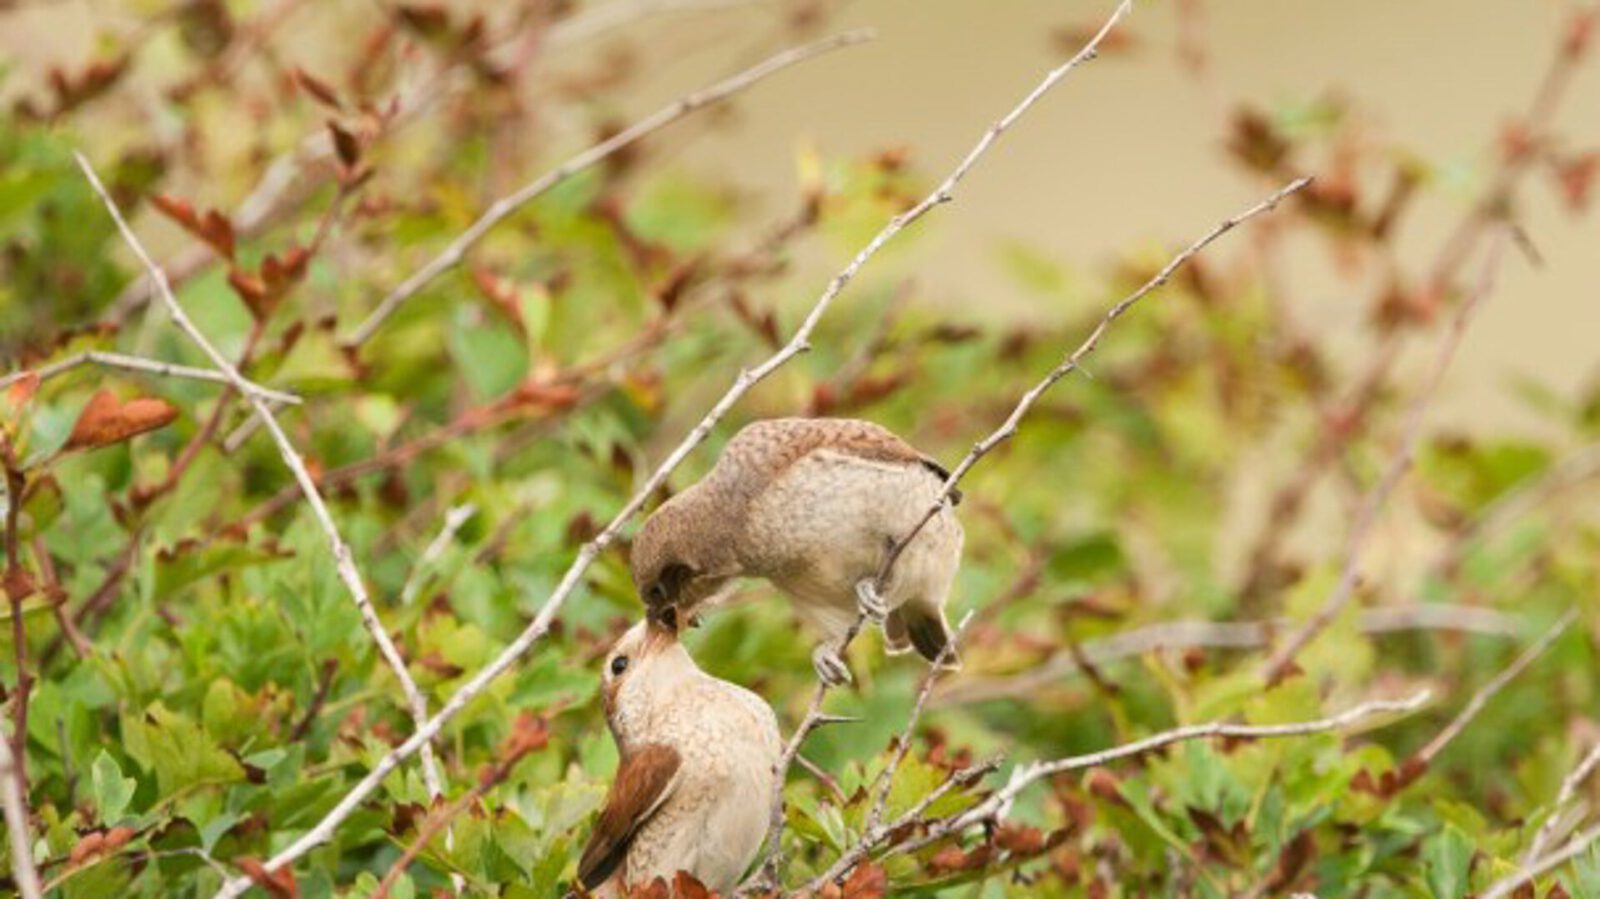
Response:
[575, 611, 781, 896]
[630, 417, 964, 685]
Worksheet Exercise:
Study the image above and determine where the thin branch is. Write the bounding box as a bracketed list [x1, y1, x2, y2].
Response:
[371, 716, 548, 899]
[288, 659, 339, 743]
[1260, 231, 1513, 684]
[0, 735, 41, 899]
[773, 614, 978, 894]
[73, 151, 454, 860]
[0, 350, 300, 406]
[802, 760, 1001, 894]
[399, 504, 477, 607]
[1410, 608, 1576, 767]
[897, 690, 1431, 858]
[864, 611, 974, 834]
[1432, 440, 1600, 578]
[1526, 738, 1600, 864]
[874, 175, 1312, 587]
[1482, 821, 1600, 899]
[209, 1, 1136, 885]
[339, 29, 872, 349]
[934, 604, 1522, 707]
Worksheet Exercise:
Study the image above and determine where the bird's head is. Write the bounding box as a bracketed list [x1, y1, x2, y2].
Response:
[629, 496, 735, 617]
[600, 609, 696, 744]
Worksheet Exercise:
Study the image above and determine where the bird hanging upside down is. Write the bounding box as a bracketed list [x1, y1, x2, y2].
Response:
[630, 417, 964, 685]
[575, 611, 781, 896]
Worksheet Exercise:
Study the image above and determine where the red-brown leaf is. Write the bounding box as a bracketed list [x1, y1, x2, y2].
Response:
[199, 209, 235, 260]
[227, 269, 271, 319]
[5, 372, 40, 408]
[236, 858, 299, 899]
[671, 871, 714, 899]
[1555, 152, 1599, 212]
[328, 120, 361, 168]
[470, 269, 527, 334]
[151, 194, 200, 231]
[293, 67, 343, 109]
[68, 831, 107, 865]
[64, 389, 179, 452]
[839, 862, 887, 899]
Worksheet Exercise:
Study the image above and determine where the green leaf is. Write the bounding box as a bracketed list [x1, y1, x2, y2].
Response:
[1422, 824, 1474, 899]
[450, 304, 528, 400]
[91, 750, 137, 823]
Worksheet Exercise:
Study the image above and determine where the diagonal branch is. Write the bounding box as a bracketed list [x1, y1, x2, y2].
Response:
[1410, 608, 1576, 769]
[933, 604, 1522, 708]
[891, 689, 1432, 862]
[1525, 737, 1600, 864]
[208, 4, 1139, 890]
[1260, 230, 1513, 684]
[874, 174, 1312, 586]
[339, 29, 873, 349]
[72, 151, 454, 848]
[1482, 821, 1600, 899]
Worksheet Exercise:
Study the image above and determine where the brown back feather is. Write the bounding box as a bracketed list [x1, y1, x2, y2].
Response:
[576, 743, 682, 890]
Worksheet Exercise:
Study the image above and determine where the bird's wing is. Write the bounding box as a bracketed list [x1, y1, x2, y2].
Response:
[576, 743, 683, 890]
[726, 418, 960, 503]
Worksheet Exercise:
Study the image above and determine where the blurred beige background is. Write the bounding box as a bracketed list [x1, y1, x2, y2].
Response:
[626, 0, 1600, 434]
[4, 0, 1596, 433]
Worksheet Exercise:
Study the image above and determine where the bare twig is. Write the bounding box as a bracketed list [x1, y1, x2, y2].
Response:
[73, 152, 454, 864]
[31, 537, 91, 659]
[875, 176, 1312, 586]
[772, 614, 978, 894]
[371, 716, 548, 899]
[935, 604, 1521, 707]
[1526, 739, 1600, 864]
[399, 504, 477, 607]
[802, 759, 1001, 893]
[1260, 232, 1512, 684]
[0, 735, 41, 899]
[340, 29, 872, 349]
[1433, 440, 1600, 578]
[864, 611, 974, 834]
[210, 3, 1139, 887]
[0, 350, 300, 406]
[1482, 821, 1600, 899]
[288, 659, 339, 743]
[895, 690, 1431, 859]
[1410, 609, 1576, 768]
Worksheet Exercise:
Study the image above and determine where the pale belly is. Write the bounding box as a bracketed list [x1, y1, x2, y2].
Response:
[742, 451, 963, 627]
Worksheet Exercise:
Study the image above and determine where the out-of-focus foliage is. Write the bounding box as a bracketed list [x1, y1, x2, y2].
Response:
[1, 2, 1599, 897]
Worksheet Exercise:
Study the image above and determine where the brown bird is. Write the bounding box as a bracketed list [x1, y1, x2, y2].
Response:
[575, 612, 781, 896]
[630, 417, 964, 685]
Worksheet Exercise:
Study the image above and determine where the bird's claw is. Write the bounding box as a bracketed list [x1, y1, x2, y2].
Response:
[854, 579, 889, 624]
[812, 644, 853, 686]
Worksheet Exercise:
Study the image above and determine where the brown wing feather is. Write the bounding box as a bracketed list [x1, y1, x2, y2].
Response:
[720, 418, 961, 503]
[576, 743, 682, 890]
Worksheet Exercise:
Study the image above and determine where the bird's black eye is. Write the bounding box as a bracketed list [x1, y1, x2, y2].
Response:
[610, 655, 630, 677]
[648, 582, 668, 603]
